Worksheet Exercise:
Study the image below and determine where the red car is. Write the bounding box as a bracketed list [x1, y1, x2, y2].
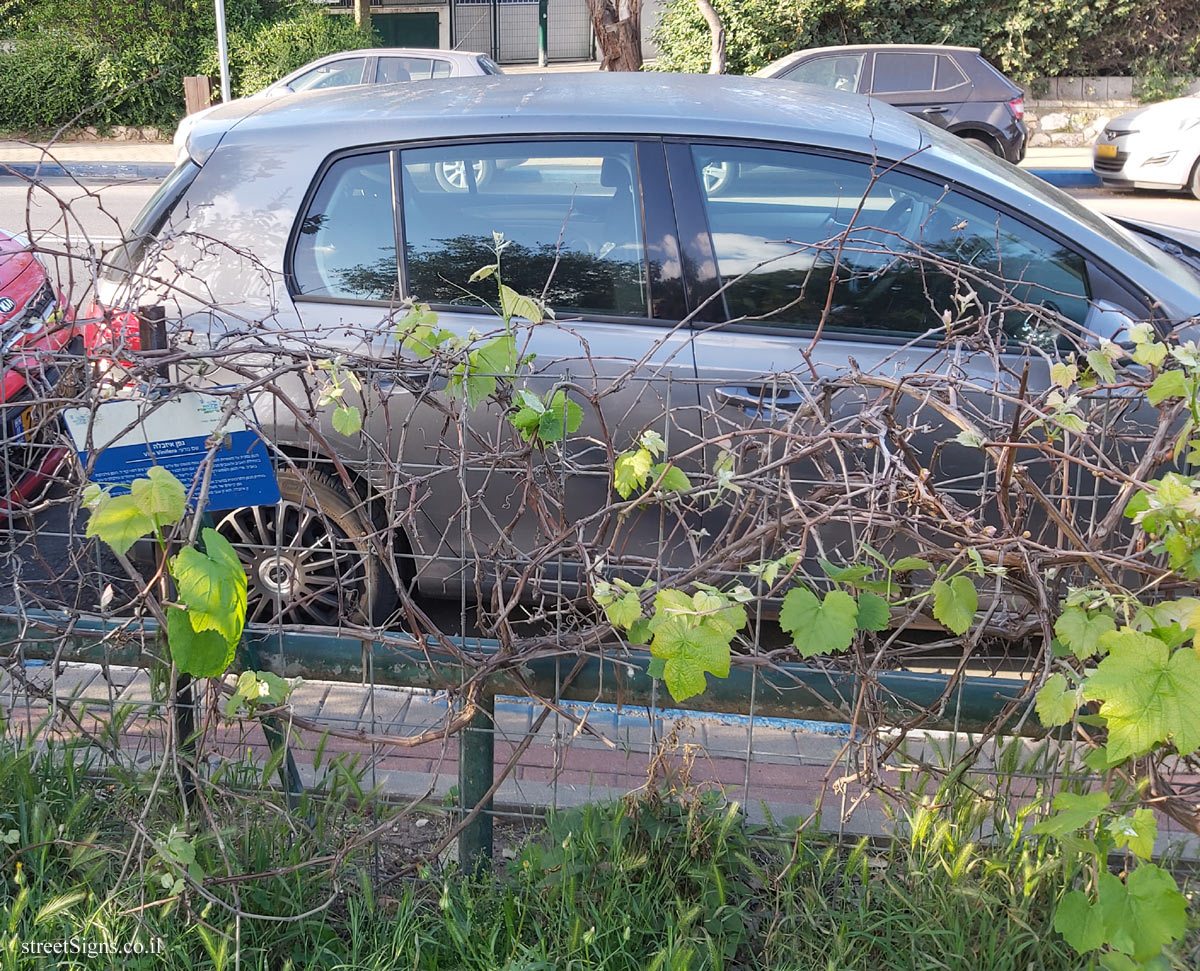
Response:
[0, 230, 78, 518]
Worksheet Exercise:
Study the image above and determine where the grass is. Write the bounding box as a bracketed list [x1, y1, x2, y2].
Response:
[0, 732, 1196, 970]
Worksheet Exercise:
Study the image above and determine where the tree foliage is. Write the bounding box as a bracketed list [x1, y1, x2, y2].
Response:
[0, 0, 374, 132]
[650, 0, 1200, 83]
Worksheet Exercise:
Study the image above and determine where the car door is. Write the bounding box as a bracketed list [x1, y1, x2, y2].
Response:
[870, 51, 962, 132]
[288, 139, 702, 603]
[669, 140, 1117, 581]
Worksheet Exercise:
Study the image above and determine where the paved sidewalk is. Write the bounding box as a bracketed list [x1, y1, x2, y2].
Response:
[5, 661, 1199, 860]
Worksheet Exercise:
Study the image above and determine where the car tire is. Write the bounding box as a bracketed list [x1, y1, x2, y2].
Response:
[1189, 157, 1200, 201]
[433, 158, 494, 192]
[960, 136, 1002, 158]
[215, 468, 397, 628]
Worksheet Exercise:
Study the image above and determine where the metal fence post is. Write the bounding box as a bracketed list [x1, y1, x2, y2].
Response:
[538, 0, 548, 67]
[458, 691, 494, 873]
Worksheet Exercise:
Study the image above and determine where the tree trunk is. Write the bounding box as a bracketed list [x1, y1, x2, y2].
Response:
[588, 0, 643, 72]
[352, 0, 371, 32]
[693, 0, 725, 74]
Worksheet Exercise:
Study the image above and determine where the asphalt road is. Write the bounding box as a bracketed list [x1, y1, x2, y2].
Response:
[1, 175, 1200, 246]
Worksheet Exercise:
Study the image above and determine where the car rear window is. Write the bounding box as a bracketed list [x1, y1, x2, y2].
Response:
[292, 152, 398, 301]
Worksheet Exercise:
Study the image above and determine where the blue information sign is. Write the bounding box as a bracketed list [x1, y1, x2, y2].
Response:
[64, 392, 281, 510]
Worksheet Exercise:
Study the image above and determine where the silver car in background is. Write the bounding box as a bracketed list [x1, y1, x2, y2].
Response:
[1093, 80, 1200, 199]
[172, 47, 502, 161]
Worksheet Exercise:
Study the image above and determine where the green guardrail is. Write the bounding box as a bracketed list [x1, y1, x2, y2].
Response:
[1, 609, 1041, 868]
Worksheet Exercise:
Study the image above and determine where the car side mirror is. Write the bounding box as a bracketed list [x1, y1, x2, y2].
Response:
[1083, 299, 1138, 343]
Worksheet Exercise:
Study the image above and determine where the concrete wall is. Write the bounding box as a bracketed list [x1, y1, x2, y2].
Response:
[1022, 76, 1195, 148]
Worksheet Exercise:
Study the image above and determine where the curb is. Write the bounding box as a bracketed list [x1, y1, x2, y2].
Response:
[1, 160, 174, 181]
[1027, 167, 1102, 188]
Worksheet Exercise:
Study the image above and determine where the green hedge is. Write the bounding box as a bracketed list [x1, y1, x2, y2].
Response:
[0, 0, 374, 134]
[0, 35, 98, 133]
[650, 0, 1200, 84]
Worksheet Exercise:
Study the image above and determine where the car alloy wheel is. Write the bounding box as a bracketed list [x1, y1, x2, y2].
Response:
[215, 468, 395, 627]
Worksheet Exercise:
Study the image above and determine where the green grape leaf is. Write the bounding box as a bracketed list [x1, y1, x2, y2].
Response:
[1083, 629, 1200, 760]
[85, 494, 156, 557]
[130, 466, 186, 529]
[1054, 412, 1088, 435]
[1147, 370, 1188, 406]
[499, 284, 544, 324]
[1086, 349, 1116, 385]
[1054, 889, 1108, 955]
[614, 448, 652, 499]
[818, 559, 873, 582]
[891, 556, 933, 572]
[627, 618, 652, 645]
[650, 462, 691, 493]
[1132, 340, 1168, 368]
[1050, 361, 1078, 388]
[1030, 790, 1110, 837]
[509, 406, 542, 439]
[331, 404, 362, 437]
[170, 529, 247, 647]
[1035, 672, 1080, 727]
[537, 391, 584, 443]
[1054, 606, 1116, 659]
[605, 591, 642, 630]
[779, 587, 859, 657]
[931, 577, 977, 635]
[1108, 809, 1157, 861]
[855, 592, 890, 632]
[468, 263, 498, 282]
[646, 656, 666, 680]
[649, 617, 732, 703]
[166, 605, 236, 679]
[1097, 865, 1188, 962]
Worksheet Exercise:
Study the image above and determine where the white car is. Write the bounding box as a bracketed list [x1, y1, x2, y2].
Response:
[1092, 81, 1200, 199]
[173, 47, 501, 161]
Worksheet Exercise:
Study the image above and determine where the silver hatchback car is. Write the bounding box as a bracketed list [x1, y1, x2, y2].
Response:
[98, 74, 1200, 628]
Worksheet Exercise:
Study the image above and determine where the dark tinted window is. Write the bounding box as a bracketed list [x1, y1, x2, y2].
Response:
[292, 153, 398, 301]
[288, 58, 368, 92]
[689, 144, 1090, 348]
[934, 55, 968, 90]
[477, 55, 503, 75]
[780, 54, 863, 92]
[400, 141, 647, 317]
[872, 52, 936, 93]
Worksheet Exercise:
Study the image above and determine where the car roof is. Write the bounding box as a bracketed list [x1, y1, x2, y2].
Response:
[196, 72, 925, 160]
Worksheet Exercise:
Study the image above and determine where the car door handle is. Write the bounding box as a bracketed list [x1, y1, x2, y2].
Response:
[922, 106, 949, 115]
[714, 385, 807, 419]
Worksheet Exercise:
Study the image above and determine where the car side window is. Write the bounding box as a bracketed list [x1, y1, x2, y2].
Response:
[377, 57, 443, 83]
[399, 141, 648, 317]
[292, 152, 397, 301]
[935, 55, 968, 90]
[688, 144, 1091, 349]
[780, 54, 863, 92]
[872, 53, 936, 94]
[288, 58, 368, 93]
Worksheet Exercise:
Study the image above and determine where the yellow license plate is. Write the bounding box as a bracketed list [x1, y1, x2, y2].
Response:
[1096, 143, 1118, 159]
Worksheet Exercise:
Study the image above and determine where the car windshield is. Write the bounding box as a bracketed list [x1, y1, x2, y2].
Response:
[924, 124, 1200, 297]
[101, 160, 200, 283]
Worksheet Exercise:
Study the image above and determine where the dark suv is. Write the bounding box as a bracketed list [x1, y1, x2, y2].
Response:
[757, 44, 1027, 163]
